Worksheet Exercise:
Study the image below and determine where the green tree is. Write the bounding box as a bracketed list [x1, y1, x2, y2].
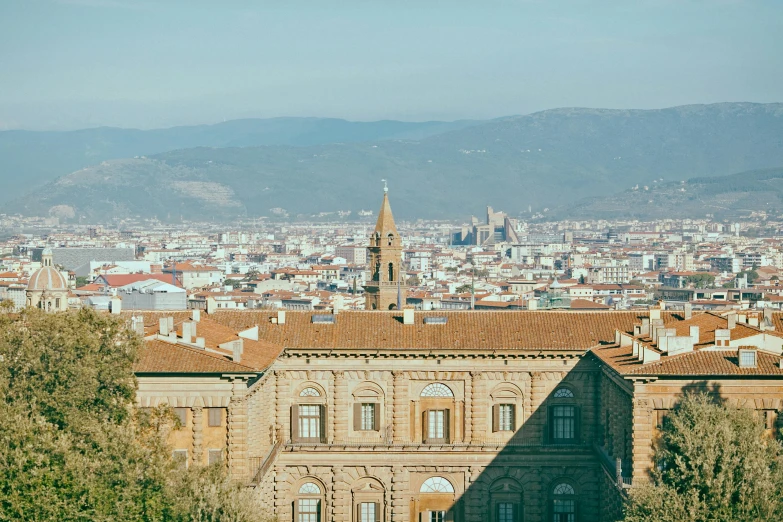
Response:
[624, 393, 783, 522]
[0, 308, 269, 522]
[75, 276, 89, 287]
[224, 278, 242, 289]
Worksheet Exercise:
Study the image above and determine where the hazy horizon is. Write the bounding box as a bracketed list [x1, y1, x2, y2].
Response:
[2, 0, 782, 131]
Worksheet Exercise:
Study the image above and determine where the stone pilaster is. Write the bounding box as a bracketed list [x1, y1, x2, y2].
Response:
[632, 396, 654, 483]
[332, 467, 350, 521]
[392, 371, 409, 443]
[470, 371, 487, 443]
[227, 378, 249, 481]
[328, 371, 336, 443]
[191, 406, 204, 466]
[527, 466, 543, 522]
[333, 371, 348, 442]
[464, 465, 484, 522]
[276, 371, 289, 442]
[464, 372, 473, 443]
[272, 465, 291, 520]
[391, 466, 409, 522]
[530, 371, 547, 443]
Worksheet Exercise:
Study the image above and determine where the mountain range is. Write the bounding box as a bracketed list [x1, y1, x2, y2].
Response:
[4, 102, 783, 221]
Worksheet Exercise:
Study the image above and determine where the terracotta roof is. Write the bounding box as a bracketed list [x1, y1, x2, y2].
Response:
[570, 299, 612, 310]
[163, 310, 685, 351]
[135, 340, 256, 374]
[592, 345, 783, 376]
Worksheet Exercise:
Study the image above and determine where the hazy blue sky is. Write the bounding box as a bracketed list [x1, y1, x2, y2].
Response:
[1, 0, 781, 130]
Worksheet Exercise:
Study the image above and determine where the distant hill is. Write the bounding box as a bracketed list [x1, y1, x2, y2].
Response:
[554, 167, 783, 220]
[6, 102, 783, 221]
[0, 117, 480, 203]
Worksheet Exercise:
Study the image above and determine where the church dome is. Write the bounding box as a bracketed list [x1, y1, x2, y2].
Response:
[27, 266, 68, 292]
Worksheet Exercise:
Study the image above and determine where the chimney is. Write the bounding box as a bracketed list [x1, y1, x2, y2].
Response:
[633, 324, 641, 336]
[727, 313, 737, 330]
[765, 308, 774, 324]
[690, 326, 700, 344]
[277, 310, 286, 325]
[650, 309, 661, 321]
[110, 297, 121, 314]
[190, 321, 197, 339]
[167, 317, 174, 333]
[192, 309, 201, 322]
[159, 317, 169, 336]
[206, 297, 217, 315]
[195, 337, 205, 348]
[738, 314, 747, 325]
[528, 298, 538, 311]
[403, 308, 415, 325]
[232, 339, 244, 363]
[748, 316, 759, 327]
[182, 322, 192, 344]
[715, 328, 731, 347]
[683, 303, 692, 320]
[131, 316, 145, 337]
[332, 294, 343, 315]
[641, 317, 650, 336]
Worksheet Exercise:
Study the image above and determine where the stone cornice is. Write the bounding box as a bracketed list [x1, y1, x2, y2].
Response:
[281, 348, 584, 360]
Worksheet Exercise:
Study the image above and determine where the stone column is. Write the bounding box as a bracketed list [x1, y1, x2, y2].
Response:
[227, 377, 249, 481]
[464, 372, 473, 443]
[391, 466, 409, 522]
[333, 371, 348, 442]
[191, 405, 204, 467]
[392, 371, 409, 443]
[530, 372, 548, 444]
[470, 372, 487, 443]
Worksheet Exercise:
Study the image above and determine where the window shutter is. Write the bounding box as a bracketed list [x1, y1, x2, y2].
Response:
[444, 509, 455, 522]
[317, 499, 322, 522]
[511, 404, 517, 431]
[420, 510, 429, 522]
[492, 404, 500, 432]
[422, 410, 429, 443]
[293, 500, 298, 520]
[354, 403, 362, 431]
[575, 405, 582, 442]
[291, 405, 299, 441]
[356, 503, 361, 522]
[373, 403, 380, 431]
[444, 409, 450, 443]
[374, 502, 381, 522]
[319, 404, 327, 443]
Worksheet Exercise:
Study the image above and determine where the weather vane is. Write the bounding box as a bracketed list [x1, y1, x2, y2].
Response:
[381, 179, 388, 193]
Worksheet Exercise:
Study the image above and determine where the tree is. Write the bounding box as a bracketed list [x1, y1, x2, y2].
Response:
[684, 273, 714, 289]
[75, 276, 89, 287]
[224, 278, 242, 289]
[578, 275, 586, 284]
[624, 393, 783, 522]
[0, 308, 269, 522]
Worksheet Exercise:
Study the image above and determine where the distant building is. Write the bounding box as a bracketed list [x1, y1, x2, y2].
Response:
[116, 279, 187, 310]
[364, 187, 405, 311]
[33, 247, 136, 271]
[452, 206, 520, 246]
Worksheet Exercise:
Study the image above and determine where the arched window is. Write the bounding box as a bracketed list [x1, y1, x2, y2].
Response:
[300, 387, 321, 397]
[490, 477, 523, 522]
[551, 482, 576, 522]
[421, 383, 454, 398]
[293, 386, 325, 443]
[388, 262, 394, 282]
[420, 476, 455, 493]
[387, 233, 394, 246]
[548, 386, 580, 444]
[295, 481, 323, 522]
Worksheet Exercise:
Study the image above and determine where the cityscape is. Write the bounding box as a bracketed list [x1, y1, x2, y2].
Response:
[2, 1, 783, 522]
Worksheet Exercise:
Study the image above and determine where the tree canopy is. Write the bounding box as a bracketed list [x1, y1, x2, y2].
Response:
[624, 393, 783, 522]
[0, 308, 267, 522]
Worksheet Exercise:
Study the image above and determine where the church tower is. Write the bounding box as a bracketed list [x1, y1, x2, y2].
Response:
[365, 183, 405, 310]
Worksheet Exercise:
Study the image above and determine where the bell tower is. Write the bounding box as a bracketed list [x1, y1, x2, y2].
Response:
[365, 182, 404, 310]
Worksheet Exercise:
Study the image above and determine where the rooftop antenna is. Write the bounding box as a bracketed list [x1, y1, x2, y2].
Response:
[471, 270, 475, 310]
[172, 261, 176, 286]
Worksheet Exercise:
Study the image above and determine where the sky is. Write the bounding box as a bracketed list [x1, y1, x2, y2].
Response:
[1, 0, 781, 130]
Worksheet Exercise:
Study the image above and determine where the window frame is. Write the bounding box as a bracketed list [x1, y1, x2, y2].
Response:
[207, 448, 222, 465]
[294, 481, 323, 522]
[550, 481, 577, 522]
[424, 409, 450, 444]
[548, 387, 581, 444]
[207, 407, 223, 427]
[173, 407, 188, 427]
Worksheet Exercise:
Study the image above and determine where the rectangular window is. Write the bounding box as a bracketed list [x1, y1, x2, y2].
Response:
[208, 407, 222, 427]
[208, 449, 222, 465]
[299, 405, 321, 440]
[298, 498, 319, 522]
[739, 350, 757, 368]
[499, 404, 515, 431]
[498, 503, 515, 522]
[172, 449, 188, 468]
[361, 404, 376, 431]
[359, 502, 376, 522]
[430, 511, 445, 522]
[428, 410, 446, 440]
[173, 407, 188, 427]
[553, 499, 575, 522]
[552, 406, 575, 441]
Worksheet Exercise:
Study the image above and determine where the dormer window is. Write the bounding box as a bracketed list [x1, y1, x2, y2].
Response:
[739, 349, 757, 368]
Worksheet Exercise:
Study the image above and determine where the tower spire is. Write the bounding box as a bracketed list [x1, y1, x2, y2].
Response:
[365, 183, 404, 311]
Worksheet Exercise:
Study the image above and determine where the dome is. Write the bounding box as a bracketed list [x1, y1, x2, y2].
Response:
[27, 266, 68, 292]
[550, 277, 563, 289]
[41, 246, 53, 256]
